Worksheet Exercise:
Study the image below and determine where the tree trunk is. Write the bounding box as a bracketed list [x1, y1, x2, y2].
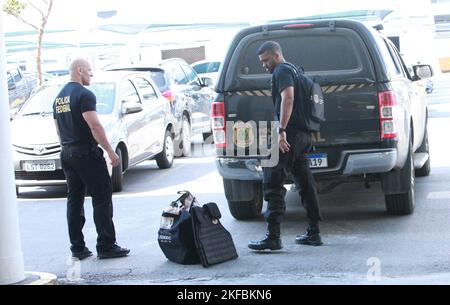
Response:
[36, 0, 53, 86]
[37, 29, 43, 86]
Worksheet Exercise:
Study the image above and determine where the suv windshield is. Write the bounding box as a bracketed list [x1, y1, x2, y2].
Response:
[193, 62, 221, 74]
[19, 82, 117, 116]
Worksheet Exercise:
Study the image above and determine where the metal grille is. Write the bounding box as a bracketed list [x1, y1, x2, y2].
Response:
[13, 143, 61, 156]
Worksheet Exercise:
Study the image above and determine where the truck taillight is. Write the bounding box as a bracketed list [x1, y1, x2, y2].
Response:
[379, 91, 398, 140]
[211, 101, 226, 148]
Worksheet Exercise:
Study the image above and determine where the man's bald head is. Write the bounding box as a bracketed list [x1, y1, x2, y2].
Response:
[69, 58, 93, 86]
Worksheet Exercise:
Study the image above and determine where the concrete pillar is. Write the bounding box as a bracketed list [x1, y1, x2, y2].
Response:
[0, 4, 26, 285]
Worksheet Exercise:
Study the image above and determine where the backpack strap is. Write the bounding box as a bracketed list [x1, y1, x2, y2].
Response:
[171, 190, 196, 208]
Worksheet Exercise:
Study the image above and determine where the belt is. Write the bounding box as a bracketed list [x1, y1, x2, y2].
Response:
[61, 143, 97, 151]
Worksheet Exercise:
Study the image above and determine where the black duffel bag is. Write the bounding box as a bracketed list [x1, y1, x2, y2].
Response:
[157, 191, 200, 265]
[191, 202, 238, 267]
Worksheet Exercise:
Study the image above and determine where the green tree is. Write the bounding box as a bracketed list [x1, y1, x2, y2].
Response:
[3, 0, 54, 85]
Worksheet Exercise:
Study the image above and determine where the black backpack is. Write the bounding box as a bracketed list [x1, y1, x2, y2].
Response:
[157, 191, 200, 265]
[282, 62, 325, 132]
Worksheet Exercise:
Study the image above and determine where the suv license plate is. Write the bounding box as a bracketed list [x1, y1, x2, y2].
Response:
[307, 153, 328, 168]
[23, 160, 56, 172]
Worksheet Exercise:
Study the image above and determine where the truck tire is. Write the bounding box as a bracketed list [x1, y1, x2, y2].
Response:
[223, 179, 263, 220]
[415, 128, 431, 177]
[112, 148, 123, 192]
[385, 139, 415, 215]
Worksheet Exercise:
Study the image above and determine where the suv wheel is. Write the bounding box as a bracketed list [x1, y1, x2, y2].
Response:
[415, 128, 431, 177]
[156, 130, 174, 169]
[385, 138, 415, 215]
[181, 116, 192, 157]
[223, 179, 263, 220]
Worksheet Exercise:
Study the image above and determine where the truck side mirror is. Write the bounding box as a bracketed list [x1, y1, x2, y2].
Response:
[413, 64, 434, 80]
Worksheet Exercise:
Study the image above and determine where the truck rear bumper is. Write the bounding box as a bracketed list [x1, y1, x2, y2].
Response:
[216, 148, 397, 180]
[342, 149, 397, 175]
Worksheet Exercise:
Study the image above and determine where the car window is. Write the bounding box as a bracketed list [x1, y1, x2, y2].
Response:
[172, 65, 188, 85]
[193, 63, 209, 74]
[181, 65, 202, 86]
[133, 77, 158, 104]
[374, 35, 402, 79]
[193, 62, 220, 74]
[150, 70, 168, 92]
[18, 83, 116, 116]
[239, 32, 364, 75]
[383, 38, 403, 77]
[11, 68, 22, 82]
[19, 85, 63, 115]
[391, 45, 413, 80]
[207, 62, 221, 73]
[7, 72, 14, 87]
[120, 80, 141, 105]
[91, 82, 116, 114]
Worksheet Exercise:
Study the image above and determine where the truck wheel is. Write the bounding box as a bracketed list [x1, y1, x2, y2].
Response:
[385, 139, 415, 215]
[415, 129, 431, 177]
[202, 132, 213, 144]
[156, 130, 174, 169]
[223, 179, 263, 220]
[112, 148, 123, 192]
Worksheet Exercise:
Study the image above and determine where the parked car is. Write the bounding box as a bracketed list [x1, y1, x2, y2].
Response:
[191, 60, 221, 85]
[12, 71, 175, 193]
[212, 19, 433, 219]
[23, 71, 55, 84]
[106, 58, 215, 157]
[7, 65, 35, 119]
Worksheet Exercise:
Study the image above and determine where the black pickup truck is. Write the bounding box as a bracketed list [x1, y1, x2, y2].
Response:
[211, 19, 433, 220]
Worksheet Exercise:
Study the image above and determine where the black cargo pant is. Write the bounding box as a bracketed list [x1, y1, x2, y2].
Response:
[263, 131, 322, 226]
[61, 145, 116, 253]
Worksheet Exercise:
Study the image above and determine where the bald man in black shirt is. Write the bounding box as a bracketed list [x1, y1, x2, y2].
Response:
[54, 58, 129, 260]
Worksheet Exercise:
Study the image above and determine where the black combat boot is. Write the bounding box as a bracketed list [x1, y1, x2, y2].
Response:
[295, 224, 323, 246]
[248, 224, 283, 251]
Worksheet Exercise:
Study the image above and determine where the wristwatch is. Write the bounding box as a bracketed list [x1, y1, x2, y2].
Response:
[278, 127, 286, 134]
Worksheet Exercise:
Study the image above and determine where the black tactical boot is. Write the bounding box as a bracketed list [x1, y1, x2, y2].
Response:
[248, 224, 283, 251]
[295, 225, 323, 246]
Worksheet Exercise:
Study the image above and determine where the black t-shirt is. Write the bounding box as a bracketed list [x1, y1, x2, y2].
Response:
[271, 62, 302, 133]
[53, 82, 97, 147]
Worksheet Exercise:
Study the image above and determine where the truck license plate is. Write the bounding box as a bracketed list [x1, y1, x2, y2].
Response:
[23, 160, 56, 172]
[307, 153, 328, 168]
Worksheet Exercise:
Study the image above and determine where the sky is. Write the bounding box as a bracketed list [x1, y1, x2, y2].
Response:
[1, 0, 433, 33]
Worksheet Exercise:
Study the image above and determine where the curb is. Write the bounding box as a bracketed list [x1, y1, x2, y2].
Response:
[16, 272, 58, 285]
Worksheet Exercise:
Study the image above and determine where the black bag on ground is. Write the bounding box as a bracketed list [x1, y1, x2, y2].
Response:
[282, 62, 325, 132]
[191, 202, 238, 267]
[157, 191, 200, 265]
